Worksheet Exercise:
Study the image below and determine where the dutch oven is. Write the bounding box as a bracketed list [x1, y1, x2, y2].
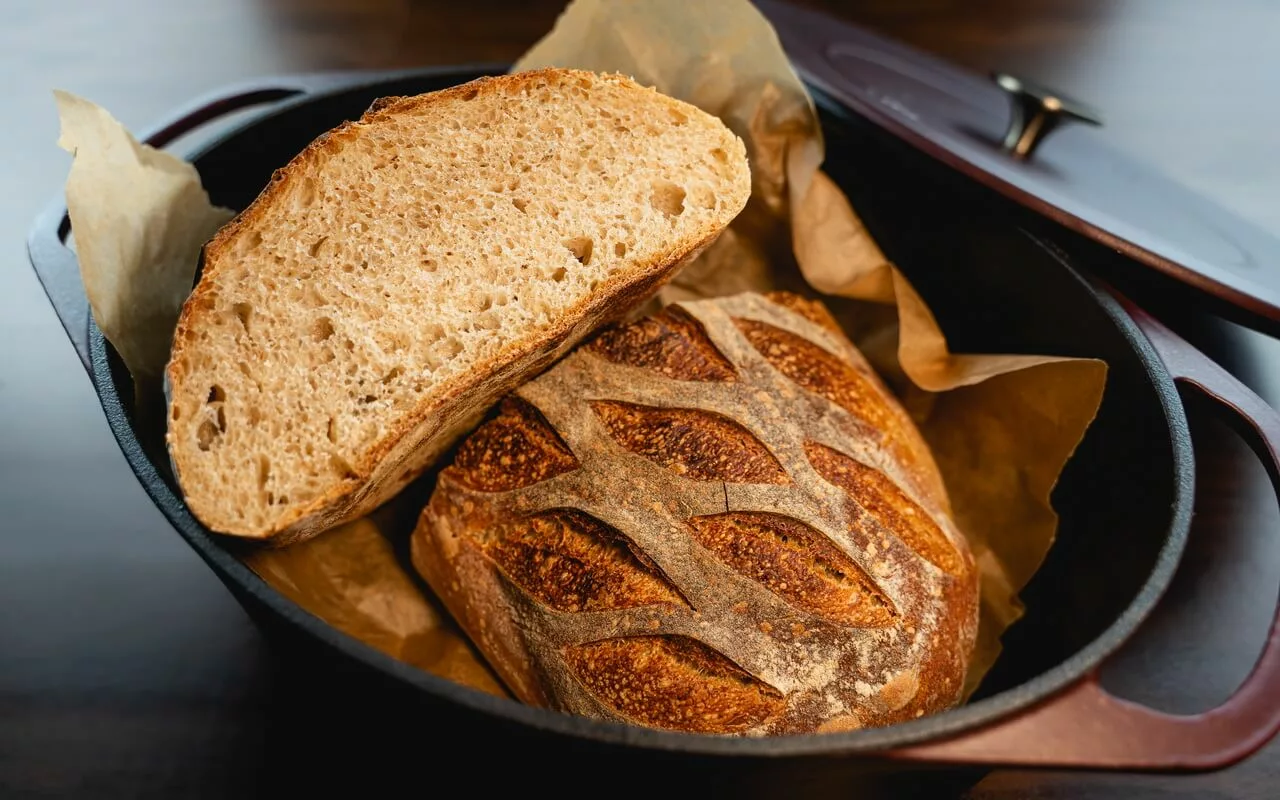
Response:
[27, 2, 1280, 796]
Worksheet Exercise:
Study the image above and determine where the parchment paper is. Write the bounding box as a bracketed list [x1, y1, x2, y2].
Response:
[55, 90, 234, 400]
[56, 0, 1105, 710]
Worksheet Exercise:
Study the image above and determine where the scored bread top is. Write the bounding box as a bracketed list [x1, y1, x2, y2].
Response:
[412, 291, 980, 736]
[165, 68, 750, 543]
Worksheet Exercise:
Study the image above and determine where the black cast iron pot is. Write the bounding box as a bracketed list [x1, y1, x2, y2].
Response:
[28, 61, 1280, 797]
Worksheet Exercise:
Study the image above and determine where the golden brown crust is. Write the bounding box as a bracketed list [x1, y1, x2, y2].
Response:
[587, 306, 737, 382]
[686, 512, 896, 628]
[477, 509, 687, 613]
[562, 636, 786, 734]
[733, 317, 947, 508]
[804, 441, 963, 576]
[761, 291, 845, 336]
[589, 400, 790, 485]
[412, 290, 980, 736]
[449, 398, 579, 493]
[166, 69, 749, 543]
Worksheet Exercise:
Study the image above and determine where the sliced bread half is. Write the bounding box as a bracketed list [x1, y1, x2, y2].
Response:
[165, 68, 750, 545]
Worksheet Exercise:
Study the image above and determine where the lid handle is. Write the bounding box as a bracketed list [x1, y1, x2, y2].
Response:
[993, 72, 1103, 159]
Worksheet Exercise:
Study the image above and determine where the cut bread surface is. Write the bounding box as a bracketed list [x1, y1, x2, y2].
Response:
[165, 68, 751, 542]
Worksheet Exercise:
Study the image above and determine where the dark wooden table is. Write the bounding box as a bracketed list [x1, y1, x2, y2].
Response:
[3, 1, 1279, 797]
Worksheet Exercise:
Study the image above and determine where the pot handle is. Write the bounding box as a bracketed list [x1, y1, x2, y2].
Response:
[888, 299, 1280, 771]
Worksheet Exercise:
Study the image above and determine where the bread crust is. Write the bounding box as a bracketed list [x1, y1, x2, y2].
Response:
[165, 69, 749, 544]
[413, 291, 980, 736]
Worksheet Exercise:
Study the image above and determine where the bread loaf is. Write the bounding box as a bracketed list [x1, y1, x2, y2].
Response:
[165, 68, 751, 544]
[412, 291, 979, 735]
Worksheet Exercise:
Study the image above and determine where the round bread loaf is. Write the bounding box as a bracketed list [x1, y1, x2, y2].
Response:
[411, 290, 979, 736]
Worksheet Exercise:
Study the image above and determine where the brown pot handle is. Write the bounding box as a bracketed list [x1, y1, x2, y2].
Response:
[888, 298, 1280, 771]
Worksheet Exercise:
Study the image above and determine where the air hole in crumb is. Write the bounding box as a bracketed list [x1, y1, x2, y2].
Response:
[207, 385, 226, 403]
[308, 236, 328, 257]
[235, 231, 262, 257]
[296, 177, 316, 209]
[313, 317, 335, 341]
[711, 147, 729, 163]
[331, 453, 358, 479]
[196, 420, 219, 451]
[215, 406, 227, 433]
[342, 263, 355, 273]
[232, 303, 253, 332]
[650, 180, 686, 217]
[614, 241, 627, 258]
[423, 258, 438, 272]
[551, 267, 567, 282]
[381, 366, 403, 384]
[327, 417, 338, 443]
[564, 236, 593, 266]
[442, 337, 464, 360]
[669, 108, 689, 125]
[512, 198, 528, 214]
[257, 456, 270, 489]
[172, 405, 181, 421]
[461, 88, 479, 101]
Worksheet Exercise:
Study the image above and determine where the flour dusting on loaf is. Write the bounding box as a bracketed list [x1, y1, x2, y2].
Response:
[412, 291, 979, 736]
[165, 68, 750, 544]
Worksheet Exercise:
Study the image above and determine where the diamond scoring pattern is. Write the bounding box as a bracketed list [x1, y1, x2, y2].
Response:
[429, 292, 970, 734]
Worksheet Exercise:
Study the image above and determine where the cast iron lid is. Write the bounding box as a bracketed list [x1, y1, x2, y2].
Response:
[758, 0, 1280, 334]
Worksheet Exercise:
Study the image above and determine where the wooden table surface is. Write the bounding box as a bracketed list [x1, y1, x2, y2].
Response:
[3, 0, 1280, 797]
